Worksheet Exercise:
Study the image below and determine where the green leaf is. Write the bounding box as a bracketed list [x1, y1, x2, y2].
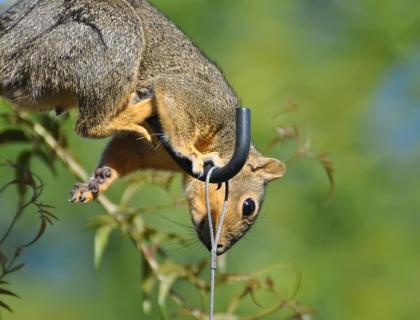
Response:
[23, 219, 46, 248]
[0, 289, 18, 298]
[142, 299, 152, 315]
[157, 261, 186, 318]
[0, 130, 29, 145]
[142, 275, 156, 296]
[141, 258, 156, 316]
[38, 114, 60, 140]
[32, 149, 56, 175]
[15, 151, 32, 202]
[157, 273, 177, 319]
[7, 263, 25, 273]
[94, 225, 113, 270]
[0, 300, 12, 313]
[85, 215, 116, 230]
[0, 251, 6, 265]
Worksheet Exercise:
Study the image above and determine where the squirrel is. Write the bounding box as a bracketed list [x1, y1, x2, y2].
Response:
[0, 0, 286, 254]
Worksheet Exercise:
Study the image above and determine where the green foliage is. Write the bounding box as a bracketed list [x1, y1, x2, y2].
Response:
[0, 163, 57, 313]
[93, 224, 114, 271]
[0, 107, 320, 319]
[0, 0, 419, 319]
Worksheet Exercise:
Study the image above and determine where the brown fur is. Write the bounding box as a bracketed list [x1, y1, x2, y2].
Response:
[1, 0, 286, 253]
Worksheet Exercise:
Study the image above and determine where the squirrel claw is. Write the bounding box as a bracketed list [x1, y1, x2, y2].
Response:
[70, 182, 95, 203]
[134, 125, 152, 143]
[69, 167, 114, 204]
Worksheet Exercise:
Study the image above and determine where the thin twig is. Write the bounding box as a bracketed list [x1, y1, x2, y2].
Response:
[18, 112, 119, 216]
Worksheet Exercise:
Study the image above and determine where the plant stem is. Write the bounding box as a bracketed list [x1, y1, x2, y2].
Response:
[19, 112, 119, 216]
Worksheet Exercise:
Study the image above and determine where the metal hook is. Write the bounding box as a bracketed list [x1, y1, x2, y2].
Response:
[147, 107, 251, 183]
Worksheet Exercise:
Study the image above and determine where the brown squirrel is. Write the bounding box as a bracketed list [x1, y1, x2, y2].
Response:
[0, 0, 286, 254]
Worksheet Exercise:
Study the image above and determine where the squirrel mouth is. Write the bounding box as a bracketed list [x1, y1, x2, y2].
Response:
[196, 217, 229, 255]
[196, 217, 213, 251]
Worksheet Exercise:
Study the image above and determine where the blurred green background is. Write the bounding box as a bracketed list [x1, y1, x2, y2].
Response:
[1, 0, 420, 319]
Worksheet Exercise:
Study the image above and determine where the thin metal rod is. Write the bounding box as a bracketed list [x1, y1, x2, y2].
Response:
[205, 167, 229, 320]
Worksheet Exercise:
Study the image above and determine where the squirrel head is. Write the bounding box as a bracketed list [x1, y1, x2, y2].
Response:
[184, 147, 286, 255]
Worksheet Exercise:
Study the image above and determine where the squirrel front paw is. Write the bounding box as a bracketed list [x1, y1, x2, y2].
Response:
[190, 152, 223, 177]
[70, 167, 114, 203]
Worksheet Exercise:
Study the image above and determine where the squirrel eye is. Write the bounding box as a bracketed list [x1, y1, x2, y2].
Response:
[242, 198, 256, 218]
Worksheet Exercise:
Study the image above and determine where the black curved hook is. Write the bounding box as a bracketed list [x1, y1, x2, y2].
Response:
[147, 107, 251, 184]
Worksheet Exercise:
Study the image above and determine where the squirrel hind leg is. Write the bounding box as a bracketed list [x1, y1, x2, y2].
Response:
[75, 96, 157, 141]
[70, 167, 116, 203]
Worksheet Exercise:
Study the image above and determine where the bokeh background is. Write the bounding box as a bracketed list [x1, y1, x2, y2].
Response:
[1, 0, 419, 319]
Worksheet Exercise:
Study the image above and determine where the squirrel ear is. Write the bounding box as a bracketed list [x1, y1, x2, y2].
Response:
[252, 157, 286, 182]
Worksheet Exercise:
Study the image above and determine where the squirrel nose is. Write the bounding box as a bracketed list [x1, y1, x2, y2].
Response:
[216, 244, 226, 255]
